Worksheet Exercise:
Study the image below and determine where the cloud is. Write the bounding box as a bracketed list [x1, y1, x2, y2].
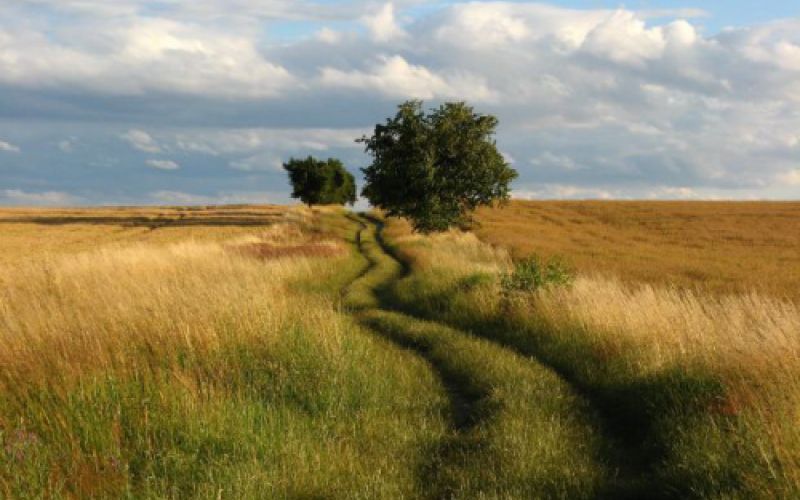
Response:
[362, 3, 406, 42]
[649, 186, 702, 199]
[2, 2, 800, 203]
[434, 2, 532, 47]
[779, 169, 800, 186]
[58, 139, 74, 153]
[146, 159, 180, 170]
[0, 139, 20, 153]
[121, 129, 162, 153]
[0, 17, 294, 99]
[10, 0, 372, 23]
[316, 27, 343, 44]
[173, 128, 365, 155]
[514, 184, 615, 200]
[320, 55, 492, 100]
[229, 153, 284, 172]
[531, 152, 578, 171]
[639, 8, 709, 19]
[1, 189, 81, 205]
[578, 10, 675, 66]
[432, 3, 606, 49]
[513, 184, 727, 200]
[148, 190, 288, 205]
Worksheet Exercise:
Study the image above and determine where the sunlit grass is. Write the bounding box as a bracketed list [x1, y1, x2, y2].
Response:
[5, 203, 797, 498]
[0, 205, 290, 268]
[0, 207, 445, 498]
[474, 200, 800, 301]
[347, 217, 610, 498]
[383, 214, 800, 498]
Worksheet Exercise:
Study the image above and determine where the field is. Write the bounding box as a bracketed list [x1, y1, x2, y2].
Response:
[474, 200, 800, 300]
[0, 206, 290, 267]
[1, 203, 798, 498]
[383, 204, 800, 498]
[0, 206, 449, 498]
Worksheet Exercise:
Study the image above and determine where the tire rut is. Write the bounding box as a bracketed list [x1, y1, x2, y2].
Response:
[343, 214, 484, 432]
[343, 215, 617, 499]
[363, 214, 660, 499]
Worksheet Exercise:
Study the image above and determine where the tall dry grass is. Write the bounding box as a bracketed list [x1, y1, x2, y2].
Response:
[0, 238, 319, 388]
[383, 216, 800, 497]
[530, 277, 800, 494]
[0, 208, 445, 498]
[0, 204, 291, 268]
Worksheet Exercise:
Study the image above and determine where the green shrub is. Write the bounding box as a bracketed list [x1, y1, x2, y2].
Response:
[501, 255, 574, 294]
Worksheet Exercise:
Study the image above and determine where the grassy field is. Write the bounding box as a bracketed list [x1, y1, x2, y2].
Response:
[0, 206, 448, 498]
[345, 217, 609, 498]
[383, 211, 800, 498]
[0, 205, 290, 268]
[474, 200, 800, 300]
[1, 203, 797, 498]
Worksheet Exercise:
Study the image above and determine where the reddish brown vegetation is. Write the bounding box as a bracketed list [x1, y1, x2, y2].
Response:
[232, 242, 344, 260]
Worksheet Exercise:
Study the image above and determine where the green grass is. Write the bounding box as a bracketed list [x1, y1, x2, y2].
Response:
[380, 216, 791, 499]
[0, 212, 447, 499]
[345, 215, 611, 498]
[361, 310, 608, 499]
[5, 207, 790, 498]
[4, 321, 448, 499]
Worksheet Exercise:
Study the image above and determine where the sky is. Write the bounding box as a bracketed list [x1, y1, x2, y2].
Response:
[0, 1, 799, 206]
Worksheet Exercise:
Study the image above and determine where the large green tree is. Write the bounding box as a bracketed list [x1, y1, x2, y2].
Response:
[283, 156, 357, 208]
[359, 100, 517, 232]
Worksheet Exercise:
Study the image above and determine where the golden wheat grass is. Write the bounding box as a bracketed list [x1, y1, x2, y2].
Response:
[0, 207, 446, 498]
[474, 200, 800, 301]
[0, 205, 291, 268]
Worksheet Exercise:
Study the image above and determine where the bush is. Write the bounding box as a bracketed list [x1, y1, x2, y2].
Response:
[501, 256, 574, 294]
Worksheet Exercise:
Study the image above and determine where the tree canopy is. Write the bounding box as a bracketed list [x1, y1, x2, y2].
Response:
[359, 100, 517, 232]
[283, 156, 357, 208]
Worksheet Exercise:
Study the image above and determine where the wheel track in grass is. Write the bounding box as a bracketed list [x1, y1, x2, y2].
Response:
[364, 214, 682, 499]
[342, 214, 479, 431]
[341, 214, 617, 499]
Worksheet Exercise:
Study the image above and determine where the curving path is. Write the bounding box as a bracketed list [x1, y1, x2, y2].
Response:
[368, 216, 674, 499]
[342, 215, 614, 499]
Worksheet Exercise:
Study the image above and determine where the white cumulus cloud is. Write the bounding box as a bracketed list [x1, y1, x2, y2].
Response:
[316, 27, 343, 44]
[121, 129, 162, 153]
[0, 139, 20, 153]
[0, 17, 294, 98]
[1, 189, 80, 205]
[58, 139, 74, 153]
[229, 153, 284, 172]
[174, 128, 365, 154]
[361, 3, 406, 42]
[320, 55, 492, 100]
[148, 190, 288, 205]
[778, 170, 800, 186]
[146, 159, 180, 170]
[580, 10, 668, 66]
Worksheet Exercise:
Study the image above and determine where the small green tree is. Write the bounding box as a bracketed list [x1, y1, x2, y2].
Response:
[283, 156, 357, 208]
[359, 100, 517, 232]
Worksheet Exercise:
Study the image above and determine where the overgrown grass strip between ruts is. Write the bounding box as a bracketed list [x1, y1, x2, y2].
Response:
[346, 215, 611, 499]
